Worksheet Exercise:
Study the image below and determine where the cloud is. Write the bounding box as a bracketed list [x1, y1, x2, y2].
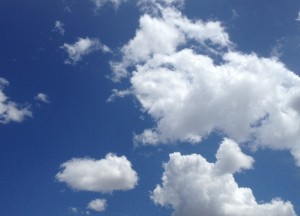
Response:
[90, 0, 184, 10]
[61, 37, 111, 64]
[296, 11, 300, 21]
[34, 93, 50, 103]
[151, 139, 296, 216]
[69, 207, 78, 214]
[90, 0, 126, 9]
[87, 199, 107, 212]
[111, 3, 300, 166]
[0, 78, 31, 123]
[56, 153, 138, 193]
[138, 0, 185, 9]
[53, 20, 65, 35]
[111, 7, 230, 81]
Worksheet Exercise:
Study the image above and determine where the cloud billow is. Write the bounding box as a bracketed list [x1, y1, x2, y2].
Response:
[0, 78, 31, 124]
[152, 139, 296, 216]
[56, 153, 138, 193]
[111, 4, 300, 166]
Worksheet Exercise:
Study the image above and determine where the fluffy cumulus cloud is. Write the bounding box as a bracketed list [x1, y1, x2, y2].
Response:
[112, 3, 300, 166]
[34, 93, 49, 103]
[56, 153, 138, 193]
[111, 6, 230, 81]
[152, 139, 296, 216]
[61, 37, 111, 64]
[0, 78, 31, 123]
[87, 199, 107, 212]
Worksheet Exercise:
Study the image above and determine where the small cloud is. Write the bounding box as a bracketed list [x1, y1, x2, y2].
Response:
[0, 77, 32, 124]
[107, 89, 131, 102]
[270, 40, 283, 59]
[61, 37, 111, 64]
[90, 0, 126, 9]
[87, 199, 107, 212]
[231, 9, 238, 20]
[53, 20, 65, 35]
[56, 153, 138, 193]
[69, 207, 78, 214]
[296, 11, 300, 21]
[34, 93, 50, 103]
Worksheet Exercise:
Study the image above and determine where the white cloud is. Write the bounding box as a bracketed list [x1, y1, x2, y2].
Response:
[34, 93, 49, 103]
[151, 139, 296, 216]
[53, 20, 65, 35]
[87, 199, 107, 212]
[90, 0, 185, 10]
[56, 153, 138, 193]
[69, 207, 78, 214]
[90, 0, 126, 9]
[296, 11, 300, 21]
[61, 37, 111, 64]
[110, 7, 230, 81]
[0, 78, 31, 124]
[111, 3, 300, 166]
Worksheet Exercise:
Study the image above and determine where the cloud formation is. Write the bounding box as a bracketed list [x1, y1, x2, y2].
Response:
[61, 37, 111, 64]
[111, 6, 230, 81]
[90, 0, 126, 9]
[152, 139, 296, 216]
[34, 93, 50, 103]
[87, 199, 107, 212]
[56, 153, 138, 193]
[53, 20, 65, 35]
[296, 11, 300, 22]
[0, 78, 31, 123]
[112, 4, 300, 166]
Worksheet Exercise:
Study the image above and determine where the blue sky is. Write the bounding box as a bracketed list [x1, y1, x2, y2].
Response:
[1, 0, 300, 215]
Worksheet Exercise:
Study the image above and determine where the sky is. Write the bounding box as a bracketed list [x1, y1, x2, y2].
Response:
[1, 0, 300, 215]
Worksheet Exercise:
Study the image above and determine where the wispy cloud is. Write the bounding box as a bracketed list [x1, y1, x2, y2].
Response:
[34, 93, 50, 103]
[53, 20, 65, 35]
[61, 37, 111, 64]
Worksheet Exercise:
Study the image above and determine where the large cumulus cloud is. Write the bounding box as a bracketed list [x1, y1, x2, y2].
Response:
[151, 139, 296, 216]
[111, 4, 300, 166]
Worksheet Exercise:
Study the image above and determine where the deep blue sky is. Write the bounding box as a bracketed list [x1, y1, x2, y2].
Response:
[1, 0, 300, 215]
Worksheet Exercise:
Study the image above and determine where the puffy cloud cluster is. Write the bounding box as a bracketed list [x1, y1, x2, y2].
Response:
[111, 6, 230, 81]
[56, 153, 138, 193]
[112, 4, 300, 166]
[152, 139, 296, 216]
[61, 37, 111, 64]
[0, 78, 31, 124]
[87, 199, 107, 212]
